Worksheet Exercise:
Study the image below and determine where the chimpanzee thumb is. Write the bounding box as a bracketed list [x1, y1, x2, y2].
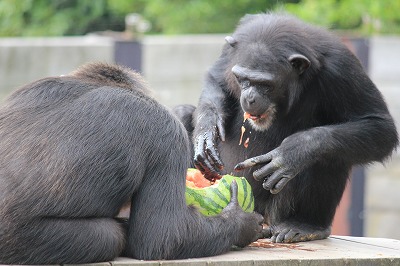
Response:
[221, 180, 241, 216]
[229, 180, 239, 205]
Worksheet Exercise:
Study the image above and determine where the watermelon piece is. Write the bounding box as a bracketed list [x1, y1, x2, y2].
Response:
[185, 168, 255, 216]
[186, 168, 212, 188]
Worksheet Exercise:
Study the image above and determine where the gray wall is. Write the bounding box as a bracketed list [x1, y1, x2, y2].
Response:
[142, 34, 225, 107]
[0, 35, 225, 108]
[0, 36, 114, 99]
[0, 35, 399, 239]
[365, 36, 400, 239]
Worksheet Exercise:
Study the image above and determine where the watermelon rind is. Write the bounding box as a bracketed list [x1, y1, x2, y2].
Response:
[185, 169, 254, 216]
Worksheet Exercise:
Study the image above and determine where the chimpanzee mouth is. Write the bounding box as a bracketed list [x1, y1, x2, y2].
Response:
[244, 105, 276, 131]
[245, 113, 268, 121]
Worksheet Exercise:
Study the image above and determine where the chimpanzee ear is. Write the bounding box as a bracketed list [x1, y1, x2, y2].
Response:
[289, 54, 311, 75]
[225, 36, 237, 47]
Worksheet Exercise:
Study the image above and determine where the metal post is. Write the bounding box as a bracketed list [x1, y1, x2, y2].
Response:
[114, 40, 142, 73]
[342, 37, 370, 236]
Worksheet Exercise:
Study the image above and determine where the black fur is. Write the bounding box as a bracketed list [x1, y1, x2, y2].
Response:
[175, 14, 398, 243]
[0, 63, 263, 264]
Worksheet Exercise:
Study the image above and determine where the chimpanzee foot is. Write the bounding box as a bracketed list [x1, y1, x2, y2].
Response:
[265, 222, 331, 243]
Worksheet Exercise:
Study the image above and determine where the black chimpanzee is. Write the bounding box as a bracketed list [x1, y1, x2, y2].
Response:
[176, 13, 398, 243]
[0, 63, 263, 265]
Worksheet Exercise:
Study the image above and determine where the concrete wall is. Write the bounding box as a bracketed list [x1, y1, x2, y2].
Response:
[0, 35, 224, 108]
[142, 34, 225, 107]
[0, 36, 114, 99]
[365, 36, 400, 239]
[0, 35, 399, 239]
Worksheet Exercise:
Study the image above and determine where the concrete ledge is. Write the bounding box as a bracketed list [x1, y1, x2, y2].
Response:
[58, 236, 400, 266]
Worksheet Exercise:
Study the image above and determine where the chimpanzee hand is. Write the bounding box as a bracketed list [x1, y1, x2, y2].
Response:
[234, 131, 319, 194]
[221, 181, 264, 247]
[194, 118, 225, 180]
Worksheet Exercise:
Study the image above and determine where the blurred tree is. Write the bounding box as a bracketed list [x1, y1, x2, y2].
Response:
[0, 0, 398, 36]
[280, 0, 400, 35]
[0, 0, 146, 36]
[143, 0, 278, 34]
[0, 0, 296, 36]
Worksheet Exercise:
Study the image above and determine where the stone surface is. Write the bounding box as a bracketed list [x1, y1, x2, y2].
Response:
[86, 236, 400, 266]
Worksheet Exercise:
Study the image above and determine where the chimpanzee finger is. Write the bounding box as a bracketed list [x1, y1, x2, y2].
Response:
[228, 180, 239, 206]
[282, 229, 299, 243]
[193, 150, 207, 171]
[234, 153, 273, 172]
[270, 177, 291, 194]
[194, 135, 206, 159]
[194, 135, 211, 168]
[205, 136, 224, 170]
[262, 227, 272, 238]
[216, 119, 226, 142]
[272, 228, 290, 243]
[194, 140, 222, 181]
[202, 167, 222, 181]
[262, 170, 285, 192]
[195, 157, 221, 181]
[253, 159, 282, 181]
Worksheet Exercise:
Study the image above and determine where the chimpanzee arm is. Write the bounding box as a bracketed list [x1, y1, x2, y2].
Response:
[193, 50, 234, 180]
[236, 75, 398, 194]
[237, 114, 397, 193]
[125, 115, 263, 259]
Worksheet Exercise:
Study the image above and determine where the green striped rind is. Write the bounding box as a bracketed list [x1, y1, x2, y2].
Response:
[185, 171, 254, 216]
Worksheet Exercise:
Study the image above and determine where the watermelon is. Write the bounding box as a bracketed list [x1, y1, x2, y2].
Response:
[185, 168, 254, 216]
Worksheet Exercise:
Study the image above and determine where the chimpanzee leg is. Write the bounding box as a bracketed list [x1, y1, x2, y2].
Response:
[265, 165, 348, 243]
[3, 217, 125, 265]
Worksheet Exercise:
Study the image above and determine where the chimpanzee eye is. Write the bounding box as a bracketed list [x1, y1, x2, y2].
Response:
[251, 80, 274, 93]
[242, 80, 250, 88]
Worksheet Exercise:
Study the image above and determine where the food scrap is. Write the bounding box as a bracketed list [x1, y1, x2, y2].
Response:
[249, 239, 315, 251]
[239, 125, 246, 145]
[186, 169, 212, 188]
[239, 112, 251, 148]
[243, 112, 251, 122]
[244, 137, 250, 148]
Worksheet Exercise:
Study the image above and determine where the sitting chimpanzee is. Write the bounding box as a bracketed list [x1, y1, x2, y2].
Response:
[176, 13, 398, 243]
[0, 63, 263, 265]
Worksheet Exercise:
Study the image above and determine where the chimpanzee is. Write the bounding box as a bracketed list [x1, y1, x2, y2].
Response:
[0, 63, 263, 265]
[176, 13, 398, 243]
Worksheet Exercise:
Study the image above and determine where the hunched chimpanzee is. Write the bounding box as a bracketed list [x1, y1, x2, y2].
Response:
[0, 63, 263, 265]
[176, 13, 398, 243]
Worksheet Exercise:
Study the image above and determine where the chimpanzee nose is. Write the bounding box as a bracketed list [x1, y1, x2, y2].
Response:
[240, 87, 266, 116]
[246, 90, 256, 105]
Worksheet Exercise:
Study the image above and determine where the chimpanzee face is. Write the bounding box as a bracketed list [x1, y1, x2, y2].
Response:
[232, 64, 277, 131]
[229, 38, 311, 132]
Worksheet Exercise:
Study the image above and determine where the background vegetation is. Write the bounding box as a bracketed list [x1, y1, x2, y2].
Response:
[0, 0, 399, 36]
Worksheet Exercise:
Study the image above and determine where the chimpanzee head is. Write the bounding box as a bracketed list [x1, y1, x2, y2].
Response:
[225, 14, 320, 131]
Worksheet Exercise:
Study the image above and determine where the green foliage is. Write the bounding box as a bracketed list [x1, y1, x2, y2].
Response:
[143, 0, 274, 34]
[0, 0, 143, 36]
[281, 0, 400, 35]
[0, 0, 399, 36]
[0, 0, 294, 36]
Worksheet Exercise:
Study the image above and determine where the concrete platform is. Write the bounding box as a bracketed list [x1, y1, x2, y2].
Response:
[64, 236, 400, 266]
